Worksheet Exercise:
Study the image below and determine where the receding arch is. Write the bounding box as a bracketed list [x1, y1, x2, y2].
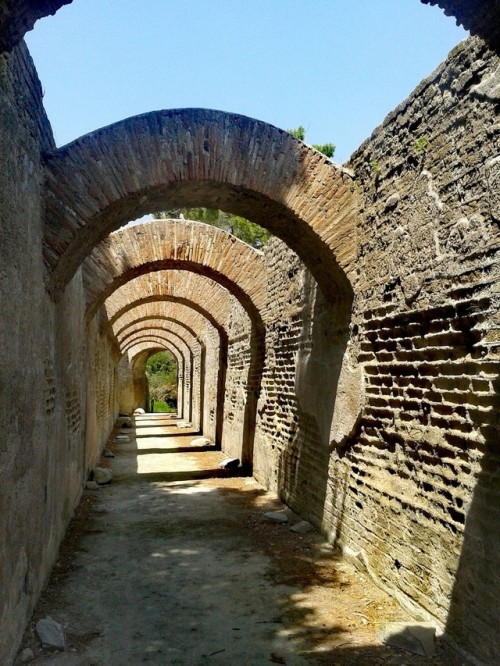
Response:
[83, 226, 266, 468]
[108, 296, 229, 446]
[103, 272, 235, 334]
[125, 333, 193, 423]
[44, 109, 356, 303]
[122, 322, 204, 431]
[83, 220, 267, 322]
[120, 344, 184, 417]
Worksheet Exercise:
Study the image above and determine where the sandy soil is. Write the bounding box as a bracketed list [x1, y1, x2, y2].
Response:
[17, 414, 467, 665]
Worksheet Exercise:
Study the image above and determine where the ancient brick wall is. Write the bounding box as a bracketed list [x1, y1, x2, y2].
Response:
[221, 298, 253, 459]
[0, 44, 104, 664]
[250, 36, 499, 664]
[344, 36, 499, 662]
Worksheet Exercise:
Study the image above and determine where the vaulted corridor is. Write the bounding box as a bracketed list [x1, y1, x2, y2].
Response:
[1, 2, 499, 665]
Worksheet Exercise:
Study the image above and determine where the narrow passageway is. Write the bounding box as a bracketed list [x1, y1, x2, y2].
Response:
[21, 416, 465, 665]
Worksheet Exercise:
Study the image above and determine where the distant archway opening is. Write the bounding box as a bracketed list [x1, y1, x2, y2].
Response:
[145, 351, 178, 414]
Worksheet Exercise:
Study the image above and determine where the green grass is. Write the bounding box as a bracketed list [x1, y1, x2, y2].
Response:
[152, 400, 176, 413]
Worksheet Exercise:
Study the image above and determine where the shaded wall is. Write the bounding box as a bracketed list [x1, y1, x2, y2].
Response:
[221, 299, 252, 459]
[0, 44, 85, 664]
[251, 36, 499, 665]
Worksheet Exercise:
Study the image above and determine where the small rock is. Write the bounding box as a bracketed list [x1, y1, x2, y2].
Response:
[134, 408, 145, 414]
[176, 421, 192, 428]
[15, 648, 34, 664]
[102, 448, 115, 458]
[377, 622, 436, 657]
[36, 617, 66, 650]
[85, 481, 99, 490]
[218, 458, 240, 470]
[114, 435, 130, 441]
[384, 192, 400, 210]
[264, 511, 289, 524]
[93, 467, 112, 485]
[191, 437, 211, 446]
[290, 520, 313, 534]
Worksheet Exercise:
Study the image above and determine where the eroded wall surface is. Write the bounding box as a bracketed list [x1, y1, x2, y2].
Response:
[0, 44, 82, 664]
[1, 28, 499, 666]
[251, 36, 499, 664]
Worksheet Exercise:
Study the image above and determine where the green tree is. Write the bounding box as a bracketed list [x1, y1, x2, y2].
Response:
[287, 126, 336, 159]
[155, 208, 271, 249]
[145, 351, 177, 409]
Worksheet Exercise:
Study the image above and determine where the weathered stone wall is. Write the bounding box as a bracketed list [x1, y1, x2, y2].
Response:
[202, 321, 222, 442]
[85, 317, 119, 471]
[221, 298, 253, 459]
[345, 36, 499, 662]
[251, 36, 499, 665]
[0, 44, 85, 664]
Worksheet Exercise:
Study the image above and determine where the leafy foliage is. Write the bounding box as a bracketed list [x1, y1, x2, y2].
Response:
[145, 351, 177, 408]
[287, 126, 336, 159]
[155, 208, 271, 249]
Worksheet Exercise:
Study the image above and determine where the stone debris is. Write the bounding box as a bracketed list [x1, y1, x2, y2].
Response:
[176, 421, 192, 428]
[15, 648, 34, 664]
[218, 458, 240, 470]
[35, 617, 66, 650]
[264, 511, 289, 524]
[92, 467, 112, 485]
[114, 435, 130, 441]
[134, 408, 145, 414]
[102, 448, 115, 458]
[85, 481, 99, 490]
[290, 520, 314, 534]
[377, 622, 436, 657]
[34, 655, 93, 665]
[191, 437, 211, 446]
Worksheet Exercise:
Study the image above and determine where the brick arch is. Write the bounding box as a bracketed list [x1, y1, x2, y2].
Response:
[44, 109, 356, 302]
[103, 271, 237, 334]
[83, 220, 266, 322]
[117, 313, 208, 346]
[125, 343, 185, 417]
[120, 317, 212, 433]
[83, 221, 265, 467]
[119, 320, 200, 355]
[125, 332, 194, 423]
[110, 299, 229, 446]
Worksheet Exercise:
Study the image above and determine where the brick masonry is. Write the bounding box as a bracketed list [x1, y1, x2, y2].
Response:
[0, 9, 499, 666]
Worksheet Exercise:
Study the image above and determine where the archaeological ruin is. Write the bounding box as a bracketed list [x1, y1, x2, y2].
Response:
[0, 1, 499, 664]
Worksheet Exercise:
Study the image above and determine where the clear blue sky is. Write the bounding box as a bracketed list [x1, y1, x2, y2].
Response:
[26, 0, 467, 163]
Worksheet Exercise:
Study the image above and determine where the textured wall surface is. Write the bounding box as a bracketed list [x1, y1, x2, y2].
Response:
[0, 44, 116, 664]
[1, 19, 499, 666]
[250, 36, 500, 665]
[344, 38, 500, 662]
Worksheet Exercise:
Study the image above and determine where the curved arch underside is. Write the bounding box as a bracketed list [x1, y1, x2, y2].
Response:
[44, 108, 356, 303]
[84, 219, 266, 322]
[102, 271, 237, 335]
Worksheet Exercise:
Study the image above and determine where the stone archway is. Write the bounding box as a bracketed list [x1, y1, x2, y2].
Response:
[84, 223, 267, 469]
[43, 109, 356, 304]
[106, 290, 230, 447]
[123, 344, 184, 417]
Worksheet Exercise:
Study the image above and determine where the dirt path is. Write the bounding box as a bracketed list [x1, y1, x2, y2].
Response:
[18, 415, 466, 665]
